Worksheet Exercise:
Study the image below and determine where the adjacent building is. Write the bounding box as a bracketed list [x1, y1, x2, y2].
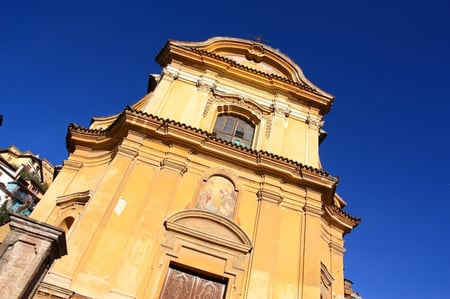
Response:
[0, 145, 55, 219]
[9, 37, 360, 298]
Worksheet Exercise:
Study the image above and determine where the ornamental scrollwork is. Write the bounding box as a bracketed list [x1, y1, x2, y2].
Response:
[306, 115, 324, 130]
[202, 92, 274, 139]
[196, 77, 216, 92]
[162, 67, 179, 80]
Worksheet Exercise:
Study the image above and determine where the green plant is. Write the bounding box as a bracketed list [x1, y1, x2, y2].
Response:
[15, 204, 29, 216]
[0, 201, 10, 225]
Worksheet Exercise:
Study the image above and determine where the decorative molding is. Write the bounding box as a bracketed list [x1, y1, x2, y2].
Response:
[323, 205, 361, 234]
[162, 232, 176, 250]
[56, 190, 91, 208]
[42, 271, 72, 289]
[256, 189, 283, 204]
[303, 204, 323, 217]
[160, 157, 189, 176]
[116, 145, 139, 160]
[200, 167, 241, 191]
[212, 91, 271, 118]
[321, 263, 334, 299]
[164, 210, 252, 254]
[265, 118, 272, 139]
[196, 76, 216, 92]
[37, 282, 74, 299]
[321, 263, 334, 286]
[232, 254, 247, 270]
[67, 107, 339, 193]
[162, 66, 179, 81]
[156, 38, 335, 115]
[203, 91, 273, 139]
[271, 103, 291, 118]
[306, 114, 324, 130]
[62, 160, 83, 171]
[107, 289, 137, 299]
[202, 97, 214, 117]
[329, 241, 346, 255]
[246, 43, 265, 62]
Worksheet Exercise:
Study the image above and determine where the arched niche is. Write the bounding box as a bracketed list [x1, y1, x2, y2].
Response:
[58, 216, 75, 233]
[195, 175, 238, 219]
[54, 190, 91, 236]
[192, 169, 242, 222]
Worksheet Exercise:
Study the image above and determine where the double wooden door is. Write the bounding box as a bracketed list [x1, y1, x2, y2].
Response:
[160, 267, 227, 299]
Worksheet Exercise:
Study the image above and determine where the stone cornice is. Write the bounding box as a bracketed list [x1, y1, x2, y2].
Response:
[67, 107, 339, 194]
[156, 40, 334, 115]
[56, 190, 91, 209]
[323, 205, 361, 235]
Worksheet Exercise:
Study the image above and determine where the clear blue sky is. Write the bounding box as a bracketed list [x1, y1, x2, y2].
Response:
[1, 1, 449, 298]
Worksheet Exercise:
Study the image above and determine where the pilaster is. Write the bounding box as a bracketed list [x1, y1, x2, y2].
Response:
[301, 188, 324, 299]
[47, 134, 140, 293]
[146, 66, 179, 116]
[246, 182, 282, 298]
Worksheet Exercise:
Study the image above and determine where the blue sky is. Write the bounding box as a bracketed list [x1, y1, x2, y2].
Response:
[1, 1, 449, 298]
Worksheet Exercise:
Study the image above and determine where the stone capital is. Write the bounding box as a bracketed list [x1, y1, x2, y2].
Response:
[256, 189, 283, 204]
[162, 66, 179, 81]
[196, 77, 216, 92]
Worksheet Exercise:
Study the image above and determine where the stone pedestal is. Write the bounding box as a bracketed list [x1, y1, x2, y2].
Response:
[0, 214, 67, 299]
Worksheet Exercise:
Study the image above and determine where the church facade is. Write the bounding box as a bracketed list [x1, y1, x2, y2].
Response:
[29, 37, 360, 298]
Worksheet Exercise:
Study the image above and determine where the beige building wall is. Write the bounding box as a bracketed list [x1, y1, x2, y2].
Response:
[29, 37, 359, 299]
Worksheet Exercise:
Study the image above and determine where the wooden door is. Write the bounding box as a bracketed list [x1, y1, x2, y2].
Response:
[160, 267, 227, 299]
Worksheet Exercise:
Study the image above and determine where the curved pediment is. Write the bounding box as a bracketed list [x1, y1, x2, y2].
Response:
[56, 190, 91, 209]
[163, 37, 332, 99]
[164, 209, 252, 254]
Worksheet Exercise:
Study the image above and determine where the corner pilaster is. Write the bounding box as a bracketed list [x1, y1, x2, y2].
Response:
[301, 188, 324, 299]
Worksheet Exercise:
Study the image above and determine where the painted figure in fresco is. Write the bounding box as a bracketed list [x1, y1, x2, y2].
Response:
[218, 188, 236, 218]
[196, 176, 237, 218]
[196, 188, 217, 213]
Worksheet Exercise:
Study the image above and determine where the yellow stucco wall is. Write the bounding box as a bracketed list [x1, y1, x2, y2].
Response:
[28, 37, 358, 299]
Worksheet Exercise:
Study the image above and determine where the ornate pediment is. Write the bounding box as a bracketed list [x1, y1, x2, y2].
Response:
[164, 210, 252, 254]
[157, 37, 334, 101]
[56, 190, 91, 209]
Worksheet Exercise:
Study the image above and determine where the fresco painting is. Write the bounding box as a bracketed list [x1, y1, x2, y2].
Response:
[196, 176, 237, 218]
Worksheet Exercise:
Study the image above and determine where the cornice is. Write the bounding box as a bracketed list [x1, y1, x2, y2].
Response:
[162, 65, 314, 124]
[323, 204, 361, 235]
[67, 107, 338, 193]
[56, 190, 91, 209]
[156, 40, 334, 115]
